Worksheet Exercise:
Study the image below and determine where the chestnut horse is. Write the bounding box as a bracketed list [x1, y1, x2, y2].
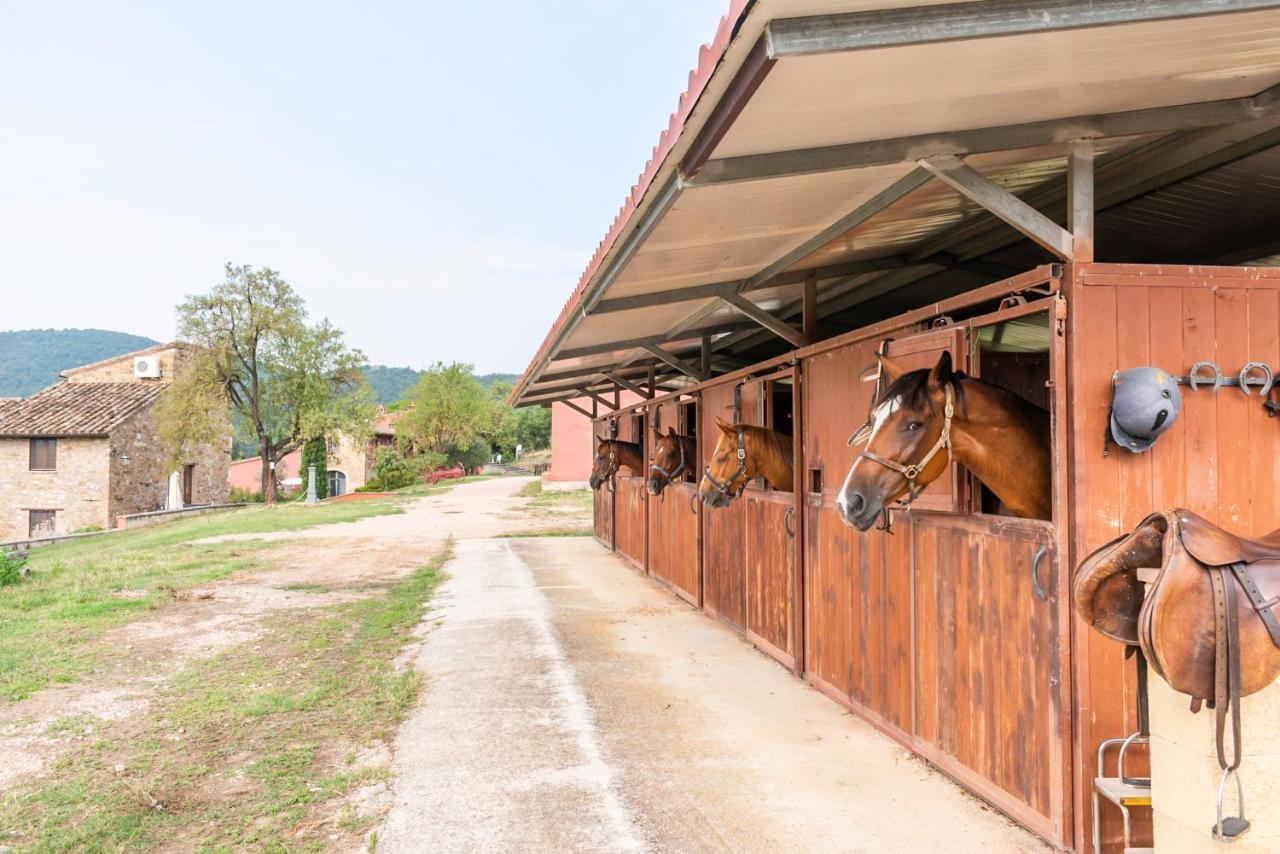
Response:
[836, 351, 1051, 531]
[698, 417, 794, 508]
[589, 438, 643, 490]
[647, 427, 696, 496]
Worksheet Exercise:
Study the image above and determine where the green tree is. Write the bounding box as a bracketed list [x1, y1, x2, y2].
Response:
[301, 436, 329, 500]
[514, 405, 552, 451]
[397, 363, 491, 464]
[157, 263, 374, 504]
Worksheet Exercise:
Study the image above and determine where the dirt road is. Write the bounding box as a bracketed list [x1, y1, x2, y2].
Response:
[376, 535, 1046, 853]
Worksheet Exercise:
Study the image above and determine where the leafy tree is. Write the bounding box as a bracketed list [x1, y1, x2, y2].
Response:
[396, 363, 492, 463]
[514, 406, 551, 451]
[157, 263, 374, 504]
[301, 436, 329, 500]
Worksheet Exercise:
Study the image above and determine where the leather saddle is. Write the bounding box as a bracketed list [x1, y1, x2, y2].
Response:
[1074, 509, 1280, 837]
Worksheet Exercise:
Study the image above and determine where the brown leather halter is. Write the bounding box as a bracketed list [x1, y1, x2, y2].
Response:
[702, 427, 750, 500]
[850, 384, 955, 522]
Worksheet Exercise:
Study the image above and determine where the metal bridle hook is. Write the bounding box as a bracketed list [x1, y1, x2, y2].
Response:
[1189, 361, 1223, 392]
[784, 507, 796, 539]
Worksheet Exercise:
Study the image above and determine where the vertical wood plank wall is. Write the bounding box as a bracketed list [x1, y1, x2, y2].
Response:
[647, 399, 701, 605]
[592, 419, 614, 549]
[614, 412, 648, 571]
[1066, 263, 1280, 852]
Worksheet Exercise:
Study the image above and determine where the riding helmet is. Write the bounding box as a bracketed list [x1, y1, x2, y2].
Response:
[1109, 366, 1181, 453]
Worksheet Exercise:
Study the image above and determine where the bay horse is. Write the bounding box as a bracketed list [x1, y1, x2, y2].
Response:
[647, 427, 696, 496]
[698, 417, 794, 508]
[588, 438, 643, 490]
[836, 350, 1051, 531]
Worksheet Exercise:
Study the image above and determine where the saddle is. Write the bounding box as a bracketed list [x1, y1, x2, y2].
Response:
[1074, 509, 1280, 839]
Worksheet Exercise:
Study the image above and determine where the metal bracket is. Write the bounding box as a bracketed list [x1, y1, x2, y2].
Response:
[1173, 362, 1276, 397]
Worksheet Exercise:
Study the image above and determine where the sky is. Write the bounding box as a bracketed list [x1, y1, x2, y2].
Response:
[0, 0, 727, 374]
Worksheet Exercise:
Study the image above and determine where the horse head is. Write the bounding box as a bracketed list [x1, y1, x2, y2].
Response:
[589, 439, 620, 491]
[698, 418, 756, 509]
[837, 351, 960, 531]
[647, 427, 690, 496]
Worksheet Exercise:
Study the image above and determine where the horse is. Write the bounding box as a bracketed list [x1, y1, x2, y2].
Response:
[698, 417, 794, 508]
[647, 427, 696, 497]
[836, 350, 1051, 531]
[588, 438, 644, 490]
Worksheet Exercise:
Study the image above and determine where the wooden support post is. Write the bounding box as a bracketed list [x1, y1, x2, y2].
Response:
[1068, 138, 1095, 263]
[700, 335, 711, 379]
[919, 154, 1074, 260]
[647, 363, 656, 398]
[802, 272, 818, 344]
[579, 388, 617, 412]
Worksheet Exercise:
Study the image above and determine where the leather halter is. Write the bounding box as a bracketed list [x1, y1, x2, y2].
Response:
[649, 437, 688, 489]
[702, 427, 750, 499]
[854, 384, 955, 508]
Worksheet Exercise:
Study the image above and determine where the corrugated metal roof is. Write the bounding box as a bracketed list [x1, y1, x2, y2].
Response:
[513, 0, 1280, 406]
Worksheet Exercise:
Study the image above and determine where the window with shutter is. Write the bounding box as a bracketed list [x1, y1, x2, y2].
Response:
[29, 438, 57, 471]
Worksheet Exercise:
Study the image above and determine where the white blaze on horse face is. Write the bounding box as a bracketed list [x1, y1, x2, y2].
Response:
[837, 395, 900, 517]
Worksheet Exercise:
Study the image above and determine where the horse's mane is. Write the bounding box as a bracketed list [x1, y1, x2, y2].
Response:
[742, 423, 794, 459]
[877, 367, 1047, 420]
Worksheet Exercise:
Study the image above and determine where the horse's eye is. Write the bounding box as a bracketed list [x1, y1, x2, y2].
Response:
[904, 421, 924, 432]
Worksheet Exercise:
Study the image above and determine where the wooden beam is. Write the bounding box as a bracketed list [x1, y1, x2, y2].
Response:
[919, 155, 1074, 259]
[765, 0, 1280, 58]
[680, 37, 776, 177]
[555, 323, 754, 360]
[802, 272, 818, 344]
[1068, 138, 1095, 262]
[700, 334, 711, 379]
[647, 363, 656, 398]
[590, 256, 913, 314]
[559, 399, 595, 420]
[690, 84, 1280, 186]
[642, 343, 707, 381]
[604, 372, 653, 400]
[741, 168, 934, 292]
[722, 293, 806, 347]
[579, 388, 617, 412]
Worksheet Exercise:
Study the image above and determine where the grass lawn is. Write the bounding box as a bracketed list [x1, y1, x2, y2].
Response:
[516, 480, 592, 515]
[0, 499, 405, 702]
[1, 544, 451, 851]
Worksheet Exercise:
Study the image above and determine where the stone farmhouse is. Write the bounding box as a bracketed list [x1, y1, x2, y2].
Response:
[0, 343, 230, 540]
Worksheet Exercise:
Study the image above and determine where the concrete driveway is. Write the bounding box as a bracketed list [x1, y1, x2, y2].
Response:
[376, 534, 1046, 853]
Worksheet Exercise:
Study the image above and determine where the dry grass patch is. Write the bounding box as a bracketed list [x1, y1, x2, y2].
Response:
[1, 543, 452, 852]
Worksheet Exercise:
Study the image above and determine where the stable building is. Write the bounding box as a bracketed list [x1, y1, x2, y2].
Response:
[511, 2, 1280, 851]
[0, 343, 230, 540]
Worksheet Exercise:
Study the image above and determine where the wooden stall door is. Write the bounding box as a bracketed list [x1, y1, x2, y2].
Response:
[701, 381, 755, 631]
[592, 419, 614, 550]
[647, 398, 701, 605]
[613, 412, 647, 572]
[802, 315, 1069, 848]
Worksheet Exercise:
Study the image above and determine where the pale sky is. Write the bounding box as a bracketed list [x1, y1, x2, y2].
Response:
[0, 1, 725, 373]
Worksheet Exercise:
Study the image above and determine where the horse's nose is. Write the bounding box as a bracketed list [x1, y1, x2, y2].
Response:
[837, 489, 865, 523]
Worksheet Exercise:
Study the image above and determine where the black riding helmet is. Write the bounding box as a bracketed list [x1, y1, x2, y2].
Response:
[1110, 366, 1181, 453]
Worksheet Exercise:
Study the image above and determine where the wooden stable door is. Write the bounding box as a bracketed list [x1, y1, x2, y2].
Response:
[646, 399, 701, 606]
[801, 314, 1069, 847]
[613, 411, 647, 571]
[592, 419, 615, 550]
[701, 376, 800, 669]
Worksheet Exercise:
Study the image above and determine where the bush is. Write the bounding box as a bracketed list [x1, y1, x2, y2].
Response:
[370, 448, 422, 491]
[301, 436, 329, 500]
[70, 525, 104, 534]
[0, 552, 27, 586]
[230, 486, 264, 504]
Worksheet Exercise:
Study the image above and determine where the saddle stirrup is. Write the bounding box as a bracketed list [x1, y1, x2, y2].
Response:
[1211, 567, 1250, 842]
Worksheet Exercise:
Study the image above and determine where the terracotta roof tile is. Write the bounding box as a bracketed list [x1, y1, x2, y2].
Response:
[0, 382, 165, 437]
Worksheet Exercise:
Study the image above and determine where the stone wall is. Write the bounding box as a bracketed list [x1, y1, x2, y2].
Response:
[0, 436, 111, 539]
[63, 344, 189, 384]
[107, 405, 231, 524]
[329, 433, 372, 492]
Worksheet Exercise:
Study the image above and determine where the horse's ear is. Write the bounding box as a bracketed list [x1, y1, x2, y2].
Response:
[928, 350, 955, 389]
[715, 416, 736, 435]
[876, 353, 906, 384]
[667, 426, 677, 437]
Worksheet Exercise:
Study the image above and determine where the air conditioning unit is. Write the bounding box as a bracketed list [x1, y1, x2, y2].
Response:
[133, 356, 162, 379]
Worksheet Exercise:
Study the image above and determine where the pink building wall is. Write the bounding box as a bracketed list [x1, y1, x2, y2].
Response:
[228, 448, 301, 492]
[544, 392, 642, 483]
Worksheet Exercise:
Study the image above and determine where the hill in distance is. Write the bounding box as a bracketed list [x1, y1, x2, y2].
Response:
[0, 329, 160, 397]
[363, 365, 519, 405]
